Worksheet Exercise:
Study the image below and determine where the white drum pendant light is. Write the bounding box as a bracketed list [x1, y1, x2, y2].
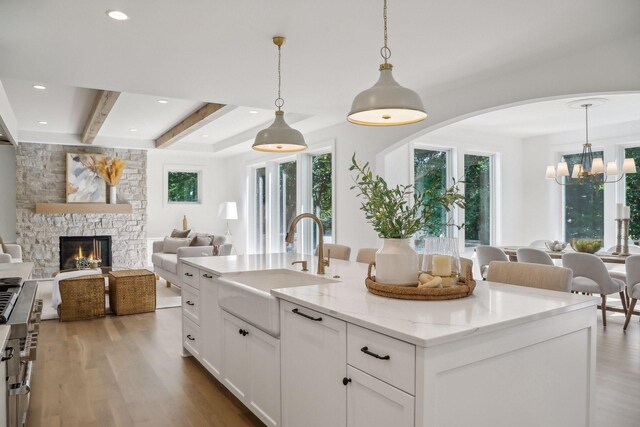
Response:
[253, 36, 307, 152]
[348, 0, 427, 126]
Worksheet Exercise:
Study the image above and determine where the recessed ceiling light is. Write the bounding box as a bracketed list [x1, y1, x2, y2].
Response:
[38, 121, 48, 125]
[202, 134, 209, 138]
[249, 110, 259, 114]
[129, 128, 138, 132]
[106, 10, 129, 20]
[32, 85, 46, 90]
[157, 99, 168, 104]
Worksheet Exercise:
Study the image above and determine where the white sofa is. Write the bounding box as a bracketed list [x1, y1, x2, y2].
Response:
[151, 234, 231, 288]
[0, 244, 23, 263]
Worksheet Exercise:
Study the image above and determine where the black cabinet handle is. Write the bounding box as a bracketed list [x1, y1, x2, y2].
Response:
[186, 300, 195, 306]
[238, 329, 249, 336]
[1, 347, 14, 362]
[202, 273, 213, 279]
[361, 346, 390, 360]
[342, 377, 351, 386]
[186, 334, 195, 341]
[239, 328, 243, 335]
[184, 272, 193, 277]
[292, 308, 322, 322]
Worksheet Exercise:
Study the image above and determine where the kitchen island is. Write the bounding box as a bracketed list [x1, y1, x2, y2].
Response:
[181, 254, 598, 427]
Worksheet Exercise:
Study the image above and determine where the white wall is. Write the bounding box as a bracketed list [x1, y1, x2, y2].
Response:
[146, 150, 228, 238]
[0, 145, 16, 242]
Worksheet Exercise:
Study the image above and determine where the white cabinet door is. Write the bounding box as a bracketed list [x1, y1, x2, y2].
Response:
[222, 311, 249, 402]
[200, 272, 222, 378]
[346, 365, 414, 427]
[280, 301, 347, 427]
[247, 325, 281, 427]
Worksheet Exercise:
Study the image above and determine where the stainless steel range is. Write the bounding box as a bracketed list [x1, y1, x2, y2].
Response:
[0, 277, 41, 427]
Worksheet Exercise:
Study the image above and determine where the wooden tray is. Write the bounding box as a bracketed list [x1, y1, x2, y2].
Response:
[365, 262, 476, 301]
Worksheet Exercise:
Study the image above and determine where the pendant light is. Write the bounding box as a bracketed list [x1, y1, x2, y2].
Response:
[348, 0, 427, 126]
[253, 36, 307, 152]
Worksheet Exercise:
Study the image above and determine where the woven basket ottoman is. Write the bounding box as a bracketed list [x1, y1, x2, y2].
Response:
[108, 269, 156, 315]
[58, 274, 106, 321]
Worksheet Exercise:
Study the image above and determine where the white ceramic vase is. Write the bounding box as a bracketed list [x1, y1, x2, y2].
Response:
[375, 238, 418, 285]
[109, 185, 117, 204]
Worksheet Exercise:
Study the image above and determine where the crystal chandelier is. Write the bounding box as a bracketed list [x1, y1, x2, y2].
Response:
[545, 102, 636, 185]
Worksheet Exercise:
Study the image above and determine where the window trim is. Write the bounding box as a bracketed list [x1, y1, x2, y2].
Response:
[163, 164, 204, 206]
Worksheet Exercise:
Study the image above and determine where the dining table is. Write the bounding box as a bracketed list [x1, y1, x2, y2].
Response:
[501, 247, 630, 264]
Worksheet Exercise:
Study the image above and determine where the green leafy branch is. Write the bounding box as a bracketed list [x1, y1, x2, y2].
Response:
[349, 153, 465, 239]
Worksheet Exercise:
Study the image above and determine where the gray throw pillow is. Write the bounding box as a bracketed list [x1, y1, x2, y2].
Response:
[212, 235, 227, 245]
[191, 234, 213, 247]
[171, 229, 190, 238]
[163, 237, 193, 254]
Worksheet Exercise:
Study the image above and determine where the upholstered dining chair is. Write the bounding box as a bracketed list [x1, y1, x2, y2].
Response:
[476, 246, 509, 280]
[529, 240, 550, 249]
[516, 247, 555, 266]
[562, 252, 628, 327]
[623, 255, 640, 331]
[355, 248, 377, 264]
[486, 261, 572, 292]
[315, 244, 351, 261]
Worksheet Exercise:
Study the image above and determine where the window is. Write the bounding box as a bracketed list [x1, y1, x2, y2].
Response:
[413, 149, 448, 251]
[464, 154, 492, 247]
[255, 167, 267, 254]
[167, 171, 200, 203]
[563, 151, 604, 241]
[279, 161, 297, 252]
[311, 153, 333, 249]
[625, 147, 640, 240]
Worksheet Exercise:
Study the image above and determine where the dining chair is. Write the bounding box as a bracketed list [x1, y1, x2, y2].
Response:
[528, 240, 549, 249]
[476, 246, 509, 280]
[562, 252, 628, 327]
[623, 255, 640, 330]
[355, 248, 377, 264]
[516, 248, 554, 266]
[486, 261, 572, 292]
[315, 244, 351, 261]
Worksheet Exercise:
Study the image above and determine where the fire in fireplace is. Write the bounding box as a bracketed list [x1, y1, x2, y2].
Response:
[59, 236, 112, 271]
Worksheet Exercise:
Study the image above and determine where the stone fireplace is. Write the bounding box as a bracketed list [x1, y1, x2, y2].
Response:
[15, 143, 147, 278]
[59, 235, 112, 270]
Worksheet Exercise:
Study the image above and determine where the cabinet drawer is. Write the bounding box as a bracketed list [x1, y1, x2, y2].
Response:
[183, 316, 201, 358]
[347, 324, 415, 395]
[182, 285, 200, 325]
[199, 269, 217, 287]
[182, 263, 199, 288]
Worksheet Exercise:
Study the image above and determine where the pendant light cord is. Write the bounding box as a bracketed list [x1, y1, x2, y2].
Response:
[585, 104, 589, 146]
[381, 0, 391, 63]
[275, 43, 284, 111]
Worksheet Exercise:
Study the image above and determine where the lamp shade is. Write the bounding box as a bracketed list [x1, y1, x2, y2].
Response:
[591, 158, 604, 174]
[219, 202, 238, 220]
[623, 158, 637, 174]
[571, 164, 582, 179]
[545, 165, 556, 179]
[556, 162, 570, 177]
[606, 161, 619, 176]
[347, 65, 427, 126]
[253, 111, 307, 152]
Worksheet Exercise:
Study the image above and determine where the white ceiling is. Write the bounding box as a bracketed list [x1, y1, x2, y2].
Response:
[0, 0, 639, 153]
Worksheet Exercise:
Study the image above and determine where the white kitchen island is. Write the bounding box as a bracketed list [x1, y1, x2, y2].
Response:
[181, 254, 598, 427]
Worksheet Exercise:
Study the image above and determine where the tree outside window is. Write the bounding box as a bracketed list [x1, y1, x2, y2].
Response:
[413, 149, 448, 251]
[464, 155, 492, 247]
[311, 153, 333, 247]
[167, 171, 200, 203]
[625, 147, 640, 240]
[563, 152, 604, 241]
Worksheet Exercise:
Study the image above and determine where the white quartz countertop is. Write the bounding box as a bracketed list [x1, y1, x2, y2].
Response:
[183, 254, 598, 347]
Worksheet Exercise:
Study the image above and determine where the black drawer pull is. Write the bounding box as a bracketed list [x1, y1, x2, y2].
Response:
[186, 300, 195, 306]
[238, 329, 249, 336]
[342, 377, 351, 386]
[361, 346, 390, 360]
[202, 274, 213, 279]
[186, 334, 195, 341]
[184, 272, 193, 277]
[1, 347, 14, 362]
[292, 308, 322, 322]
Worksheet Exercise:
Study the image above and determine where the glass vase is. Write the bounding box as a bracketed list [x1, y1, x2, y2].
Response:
[422, 237, 461, 283]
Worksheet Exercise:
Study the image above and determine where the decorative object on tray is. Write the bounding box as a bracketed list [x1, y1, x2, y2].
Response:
[545, 240, 568, 252]
[422, 236, 462, 287]
[570, 238, 603, 254]
[66, 153, 107, 203]
[350, 154, 465, 284]
[182, 215, 189, 230]
[95, 156, 127, 204]
[613, 203, 632, 255]
[75, 257, 102, 270]
[365, 260, 475, 300]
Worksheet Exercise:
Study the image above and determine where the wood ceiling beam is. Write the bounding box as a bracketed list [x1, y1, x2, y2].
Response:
[82, 90, 121, 144]
[155, 103, 230, 149]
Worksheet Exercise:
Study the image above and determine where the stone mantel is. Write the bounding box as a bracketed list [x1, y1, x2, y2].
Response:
[35, 203, 132, 214]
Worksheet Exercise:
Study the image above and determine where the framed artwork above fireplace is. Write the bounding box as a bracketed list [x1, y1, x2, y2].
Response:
[66, 153, 107, 203]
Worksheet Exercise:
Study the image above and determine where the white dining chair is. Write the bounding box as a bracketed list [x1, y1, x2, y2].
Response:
[562, 252, 628, 327]
[315, 244, 351, 261]
[623, 255, 640, 331]
[487, 261, 572, 292]
[355, 248, 377, 264]
[528, 240, 549, 249]
[516, 248, 555, 266]
[476, 246, 509, 280]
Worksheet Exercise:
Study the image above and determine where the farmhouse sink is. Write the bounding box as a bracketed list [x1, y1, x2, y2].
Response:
[217, 269, 338, 337]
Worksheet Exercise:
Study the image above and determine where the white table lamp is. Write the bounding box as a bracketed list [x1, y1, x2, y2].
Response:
[219, 202, 238, 254]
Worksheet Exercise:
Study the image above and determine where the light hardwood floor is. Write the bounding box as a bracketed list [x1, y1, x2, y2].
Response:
[27, 307, 640, 426]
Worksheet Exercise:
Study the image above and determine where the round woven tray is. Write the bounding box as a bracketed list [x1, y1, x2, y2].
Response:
[365, 262, 476, 300]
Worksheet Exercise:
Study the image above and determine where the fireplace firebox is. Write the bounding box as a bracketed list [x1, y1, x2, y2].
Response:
[59, 236, 112, 270]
